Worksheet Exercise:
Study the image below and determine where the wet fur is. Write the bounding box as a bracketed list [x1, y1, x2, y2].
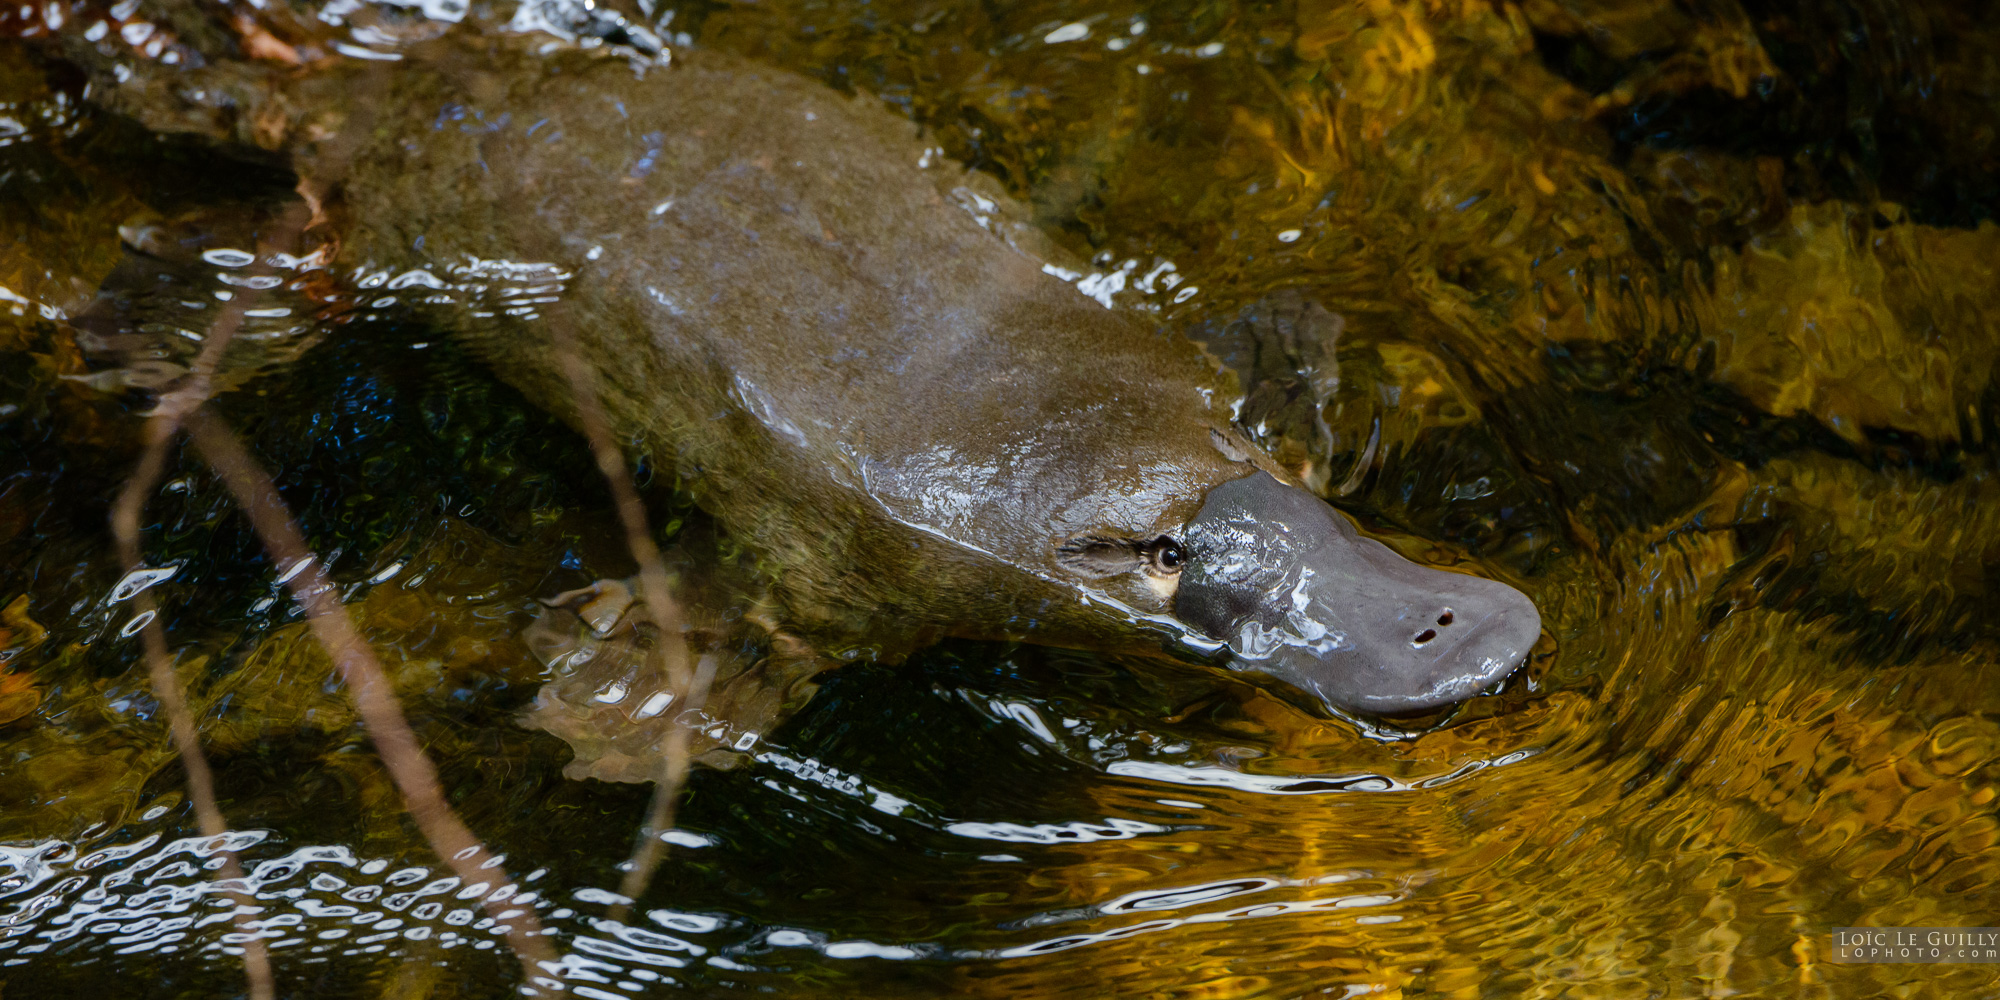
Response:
[78, 32, 1277, 659]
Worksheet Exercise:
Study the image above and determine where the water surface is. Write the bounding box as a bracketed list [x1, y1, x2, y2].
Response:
[3, 0, 1999, 996]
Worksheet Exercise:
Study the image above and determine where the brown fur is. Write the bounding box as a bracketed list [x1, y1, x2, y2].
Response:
[82, 33, 1277, 661]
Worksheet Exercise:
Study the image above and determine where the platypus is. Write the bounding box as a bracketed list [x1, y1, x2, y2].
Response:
[67, 21, 1540, 721]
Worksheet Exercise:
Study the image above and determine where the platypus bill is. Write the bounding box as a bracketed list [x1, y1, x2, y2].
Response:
[70, 22, 1541, 727]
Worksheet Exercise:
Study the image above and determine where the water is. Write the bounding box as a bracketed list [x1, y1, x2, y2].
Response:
[4, 0, 2000, 996]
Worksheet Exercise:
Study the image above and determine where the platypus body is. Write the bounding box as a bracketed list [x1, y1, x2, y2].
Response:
[78, 27, 1540, 719]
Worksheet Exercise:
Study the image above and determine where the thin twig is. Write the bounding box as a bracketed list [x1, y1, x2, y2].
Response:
[182, 407, 558, 976]
[550, 325, 713, 923]
[553, 343, 691, 694]
[111, 489, 276, 1000]
[101, 202, 314, 1000]
[101, 55, 553, 990]
[611, 652, 719, 924]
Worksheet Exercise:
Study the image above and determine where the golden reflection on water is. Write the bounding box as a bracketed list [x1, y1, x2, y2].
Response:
[3, 0, 2000, 996]
[702, 0, 2000, 994]
[950, 534, 2000, 997]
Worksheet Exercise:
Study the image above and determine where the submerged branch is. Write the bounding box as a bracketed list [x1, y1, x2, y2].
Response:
[109, 449, 275, 1000]
[99, 201, 318, 1000]
[552, 326, 713, 923]
[181, 407, 559, 976]
[92, 62, 558, 988]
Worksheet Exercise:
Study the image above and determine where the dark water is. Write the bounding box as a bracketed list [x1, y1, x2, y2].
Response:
[4, 0, 2000, 996]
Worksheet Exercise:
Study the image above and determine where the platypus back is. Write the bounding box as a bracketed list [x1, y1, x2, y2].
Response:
[61, 19, 1541, 732]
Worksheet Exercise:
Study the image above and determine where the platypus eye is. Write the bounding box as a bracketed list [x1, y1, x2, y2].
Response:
[1146, 538, 1185, 576]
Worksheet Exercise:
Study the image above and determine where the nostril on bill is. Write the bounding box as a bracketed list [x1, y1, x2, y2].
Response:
[1413, 608, 1456, 645]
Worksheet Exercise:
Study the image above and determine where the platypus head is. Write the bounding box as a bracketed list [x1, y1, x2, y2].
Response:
[1061, 472, 1539, 715]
